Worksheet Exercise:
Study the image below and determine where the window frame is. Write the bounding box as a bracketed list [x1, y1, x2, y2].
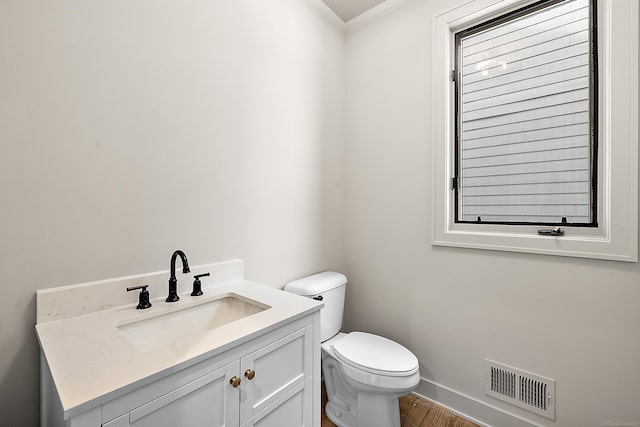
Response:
[452, 0, 599, 228]
[432, 0, 638, 262]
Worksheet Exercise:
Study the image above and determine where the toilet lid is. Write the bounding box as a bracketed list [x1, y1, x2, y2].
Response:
[332, 332, 419, 377]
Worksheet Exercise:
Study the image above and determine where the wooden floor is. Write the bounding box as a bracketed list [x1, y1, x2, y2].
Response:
[321, 383, 479, 427]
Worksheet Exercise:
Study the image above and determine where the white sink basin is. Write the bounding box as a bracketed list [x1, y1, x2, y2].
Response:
[117, 293, 270, 352]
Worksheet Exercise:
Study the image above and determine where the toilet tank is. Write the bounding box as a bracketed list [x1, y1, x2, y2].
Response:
[284, 271, 347, 342]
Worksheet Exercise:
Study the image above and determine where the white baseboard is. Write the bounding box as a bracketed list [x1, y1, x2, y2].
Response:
[414, 378, 543, 427]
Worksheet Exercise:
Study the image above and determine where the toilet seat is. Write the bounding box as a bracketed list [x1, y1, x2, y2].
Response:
[332, 332, 419, 377]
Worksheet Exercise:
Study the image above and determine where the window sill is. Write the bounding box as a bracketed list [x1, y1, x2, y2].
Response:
[433, 223, 636, 262]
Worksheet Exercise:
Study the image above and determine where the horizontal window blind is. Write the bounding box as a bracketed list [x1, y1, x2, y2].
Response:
[456, 0, 595, 225]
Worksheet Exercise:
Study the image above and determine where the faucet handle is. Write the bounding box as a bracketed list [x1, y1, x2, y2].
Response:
[191, 273, 210, 296]
[127, 284, 152, 310]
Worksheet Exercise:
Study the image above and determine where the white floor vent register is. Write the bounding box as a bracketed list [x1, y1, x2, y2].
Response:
[484, 359, 556, 420]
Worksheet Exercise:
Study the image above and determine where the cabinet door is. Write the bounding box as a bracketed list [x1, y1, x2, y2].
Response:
[103, 413, 128, 427]
[245, 378, 312, 427]
[240, 326, 313, 426]
[107, 361, 240, 427]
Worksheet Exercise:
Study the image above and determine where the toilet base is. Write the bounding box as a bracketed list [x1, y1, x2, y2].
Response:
[325, 393, 402, 427]
[325, 400, 356, 427]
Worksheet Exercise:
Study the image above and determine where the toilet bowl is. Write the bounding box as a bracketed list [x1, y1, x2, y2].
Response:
[321, 332, 420, 427]
[285, 272, 420, 427]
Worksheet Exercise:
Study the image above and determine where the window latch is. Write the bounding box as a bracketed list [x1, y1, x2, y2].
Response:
[537, 227, 565, 236]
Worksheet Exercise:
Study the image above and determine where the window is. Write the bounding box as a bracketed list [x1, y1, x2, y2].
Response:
[453, 0, 597, 227]
[432, 0, 638, 261]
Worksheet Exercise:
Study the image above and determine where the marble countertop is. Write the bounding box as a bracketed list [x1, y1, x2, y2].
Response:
[36, 279, 322, 419]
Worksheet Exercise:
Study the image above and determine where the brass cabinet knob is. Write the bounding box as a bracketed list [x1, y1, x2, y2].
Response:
[244, 369, 256, 380]
[230, 376, 241, 388]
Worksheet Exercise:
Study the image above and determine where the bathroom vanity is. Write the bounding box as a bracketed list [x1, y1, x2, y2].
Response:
[36, 260, 322, 427]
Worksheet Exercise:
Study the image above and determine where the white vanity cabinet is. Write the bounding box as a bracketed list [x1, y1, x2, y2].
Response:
[100, 320, 315, 427]
[38, 271, 322, 427]
[41, 314, 319, 427]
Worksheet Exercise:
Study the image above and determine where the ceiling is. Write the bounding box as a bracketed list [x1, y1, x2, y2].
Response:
[321, 0, 388, 22]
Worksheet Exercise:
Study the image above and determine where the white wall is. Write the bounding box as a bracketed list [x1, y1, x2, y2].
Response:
[0, 1, 345, 425]
[344, 0, 640, 426]
[3, 0, 638, 425]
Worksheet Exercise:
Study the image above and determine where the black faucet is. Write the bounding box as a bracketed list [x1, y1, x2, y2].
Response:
[167, 250, 190, 302]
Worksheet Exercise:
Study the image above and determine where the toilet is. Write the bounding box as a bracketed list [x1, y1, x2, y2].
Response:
[285, 272, 420, 427]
